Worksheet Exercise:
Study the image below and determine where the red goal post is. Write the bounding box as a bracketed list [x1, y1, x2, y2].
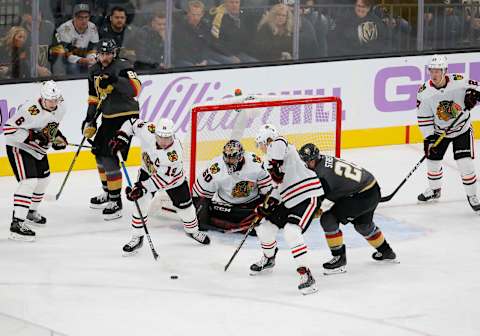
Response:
[187, 95, 342, 188]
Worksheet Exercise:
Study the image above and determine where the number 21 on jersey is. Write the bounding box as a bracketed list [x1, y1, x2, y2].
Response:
[334, 160, 362, 182]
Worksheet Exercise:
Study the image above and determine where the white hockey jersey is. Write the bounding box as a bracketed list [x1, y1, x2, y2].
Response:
[3, 99, 66, 160]
[417, 74, 478, 139]
[53, 20, 99, 64]
[192, 152, 272, 205]
[120, 119, 186, 192]
[265, 137, 323, 208]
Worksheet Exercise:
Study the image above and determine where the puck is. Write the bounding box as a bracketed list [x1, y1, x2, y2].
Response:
[170, 275, 179, 279]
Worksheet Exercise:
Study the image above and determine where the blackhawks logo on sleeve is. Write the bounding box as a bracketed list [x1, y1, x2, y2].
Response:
[231, 181, 255, 198]
[142, 152, 157, 174]
[28, 105, 40, 115]
[147, 123, 156, 133]
[167, 150, 178, 162]
[209, 163, 220, 174]
[436, 100, 462, 121]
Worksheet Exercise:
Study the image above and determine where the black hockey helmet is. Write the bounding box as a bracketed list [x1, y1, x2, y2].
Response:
[223, 139, 245, 173]
[298, 143, 320, 162]
[98, 38, 117, 54]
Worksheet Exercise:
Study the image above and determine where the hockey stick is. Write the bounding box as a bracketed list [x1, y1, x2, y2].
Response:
[53, 95, 106, 200]
[117, 152, 159, 260]
[380, 111, 466, 203]
[224, 188, 274, 272]
[68, 142, 92, 149]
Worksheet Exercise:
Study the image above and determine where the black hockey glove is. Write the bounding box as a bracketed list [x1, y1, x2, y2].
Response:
[52, 130, 68, 150]
[98, 73, 118, 89]
[109, 131, 130, 155]
[424, 134, 440, 158]
[255, 197, 279, 219]
[267, 159, 285, 184]
[26, 129, 49, 147]
[464, 89, 480, 111]
[126, 182, 147, 202]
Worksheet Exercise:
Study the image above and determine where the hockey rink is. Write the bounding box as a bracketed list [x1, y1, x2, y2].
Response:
[0, 142, 479, 336]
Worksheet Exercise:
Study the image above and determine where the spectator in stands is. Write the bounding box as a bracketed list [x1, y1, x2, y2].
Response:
[373, 4, 413, 52]
[330, 0, 386, 56]
[210, 0, 258, 63]
[424, 1, 463, 50]
[99, 6, 140, 63]
[136, 11, 166, 70]
[174, 0, 237, 66]
[252, 3, 293, 61]
[301, 0, 329, 57]
[0, 26, 50, 79]
[463, 0, 480, 46]
[21, 11, 56, 73]
[49, 3, 99, 75]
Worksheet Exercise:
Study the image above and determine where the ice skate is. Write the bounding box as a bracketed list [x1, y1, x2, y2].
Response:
[250, 248, 278, 275]
[122, 236, 144, 256]
[297, 267, 318, 295]
[103, 199, 122, 221]
[467, 195, 480, 214]
[186, 230, 210, 245]
[372, 248, 399, 263]
[417, 188, 441, 203]
[90, 192, 109, 209]
[26, 210, 46, 226]
[323, 255, 347, 275]
[9, 218, 36, 242]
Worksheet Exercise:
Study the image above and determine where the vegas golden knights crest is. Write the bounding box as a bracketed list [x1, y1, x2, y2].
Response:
[209, 163, 220, 174]
[357, 21, 378, 44]
[94, 75, 113, 97]
[142, 152, 157, 174]
[42, 122, 59, 141]
[436, 100, 462, 121]
[28, 105, 40, 115]
[167, 150, 178, 162]
[231, 181, 254, 198]
[147, 123, 156, 133]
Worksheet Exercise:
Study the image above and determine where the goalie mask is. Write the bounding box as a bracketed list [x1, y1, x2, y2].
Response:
[298, 143, 320, 163]
[223, 140, 245, 173]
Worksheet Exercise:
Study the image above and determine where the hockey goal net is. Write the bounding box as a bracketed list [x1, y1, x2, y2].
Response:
[151, 94, 342, 216]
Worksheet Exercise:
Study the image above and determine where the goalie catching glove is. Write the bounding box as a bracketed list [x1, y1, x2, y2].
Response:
[255, 197, 279, 219]
[109, 130, 130, 155]
[126, 182, 147, 201]
[464, 89, 480, 111]
[52, 130, 68, 150]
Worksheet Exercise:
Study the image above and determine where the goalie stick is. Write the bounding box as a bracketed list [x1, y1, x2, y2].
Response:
[380, 110, 466, 203]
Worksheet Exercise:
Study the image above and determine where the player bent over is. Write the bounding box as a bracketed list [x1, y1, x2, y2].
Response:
[251, 125, 322, 295]
[417, 54, 480, 214]
[110, 118, 210, 255]
[3, 81, 67, 241]
[299, 143, 397, 275]
[192, 140, 272, 233]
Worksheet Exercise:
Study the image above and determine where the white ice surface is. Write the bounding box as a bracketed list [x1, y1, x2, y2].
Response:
[0, 143, 479, 336]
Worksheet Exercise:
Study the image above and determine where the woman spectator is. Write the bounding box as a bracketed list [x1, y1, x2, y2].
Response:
[253, 3, 294, 61]
[0, 26, 50, 80]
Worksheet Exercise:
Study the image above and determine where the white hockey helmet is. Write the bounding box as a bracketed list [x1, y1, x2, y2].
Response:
[428, 54, 448, 71]
[155, 118, 175, 138]
[40, 80, 62, 101]
[255, 124, 279, 147]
